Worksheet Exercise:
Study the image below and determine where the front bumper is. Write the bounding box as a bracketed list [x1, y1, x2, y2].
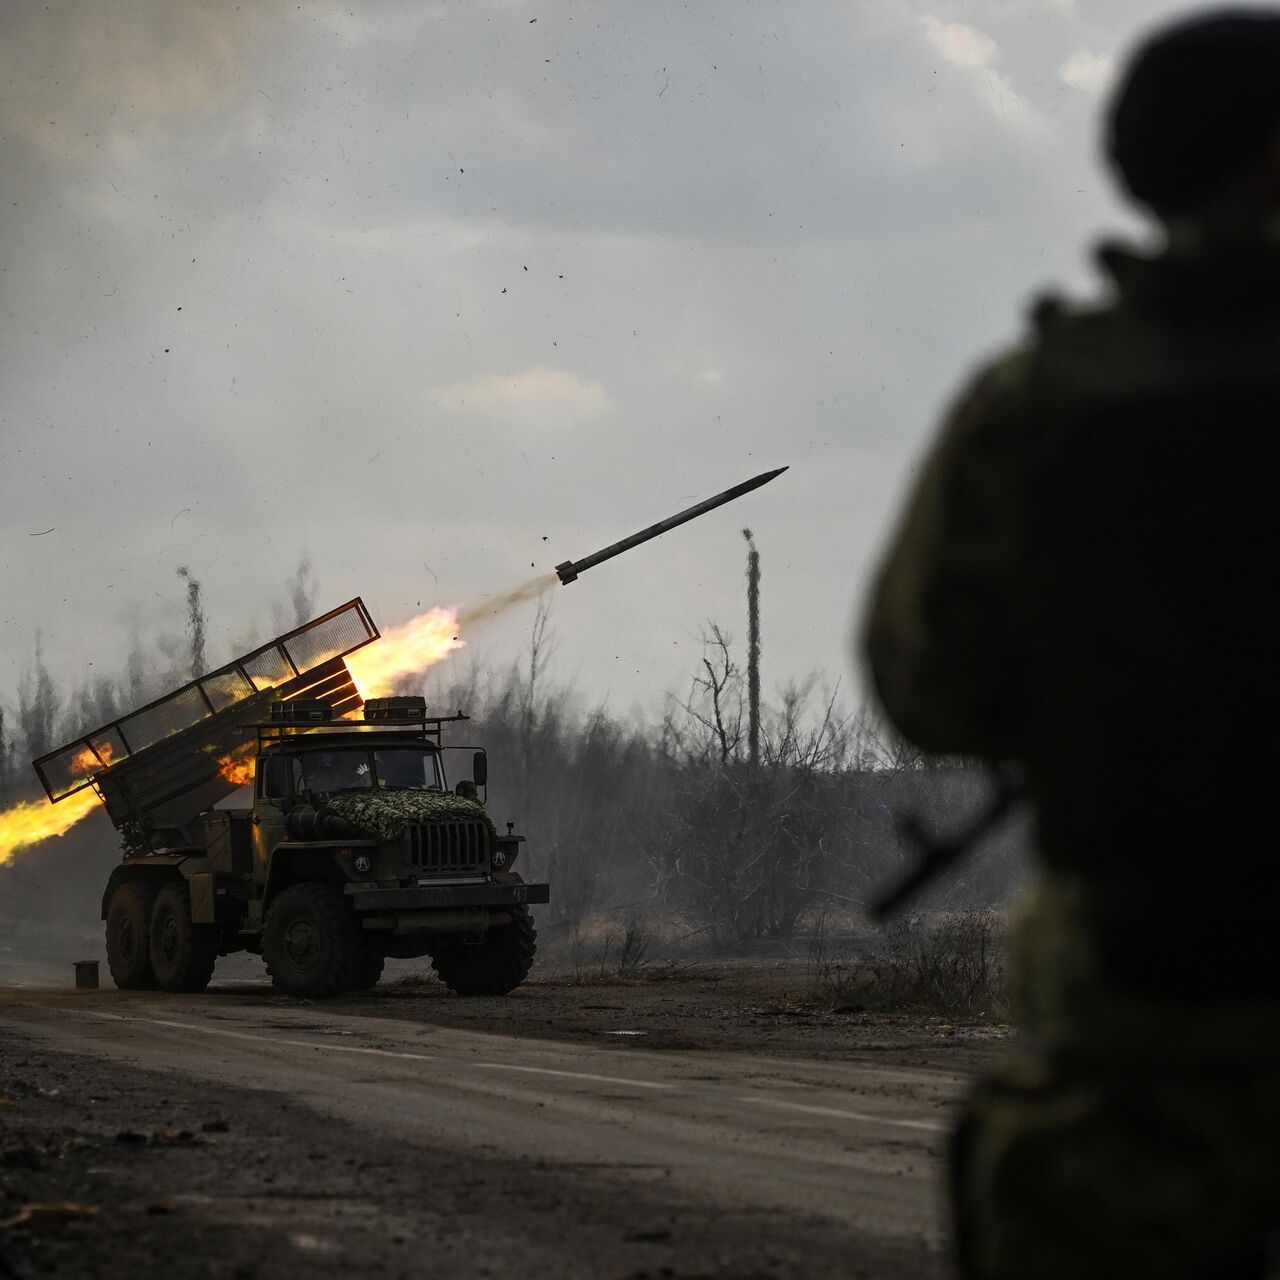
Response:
[346, 881, 550, 912]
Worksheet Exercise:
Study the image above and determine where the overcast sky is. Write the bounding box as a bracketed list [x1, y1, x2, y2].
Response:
[0, 0, 1180, 734]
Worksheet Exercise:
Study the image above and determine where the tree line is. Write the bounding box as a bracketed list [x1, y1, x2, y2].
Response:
[0, 560, 1026, 944]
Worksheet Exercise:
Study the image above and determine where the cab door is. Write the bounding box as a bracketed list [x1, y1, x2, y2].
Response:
[251, 753, 291, 899]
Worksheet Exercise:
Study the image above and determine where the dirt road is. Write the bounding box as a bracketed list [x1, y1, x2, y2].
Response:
[0, 973, 994, 1278]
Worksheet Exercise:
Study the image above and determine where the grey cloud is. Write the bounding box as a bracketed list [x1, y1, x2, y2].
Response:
[1, 0, 1174, 723]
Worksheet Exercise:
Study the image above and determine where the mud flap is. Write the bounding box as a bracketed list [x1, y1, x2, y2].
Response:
[188, 872, 216, 925]
[463, 909, 487, 946]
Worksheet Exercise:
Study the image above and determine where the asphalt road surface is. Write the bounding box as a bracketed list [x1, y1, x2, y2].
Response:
[0, 983, 973, 1278]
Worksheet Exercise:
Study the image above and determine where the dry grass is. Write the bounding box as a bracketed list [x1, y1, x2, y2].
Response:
[807, 910, 1009, 1020]
[535, 914, 726, 986]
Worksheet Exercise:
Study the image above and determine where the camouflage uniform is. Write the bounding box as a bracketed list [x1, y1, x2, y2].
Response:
[866, 231, 1280, 1278]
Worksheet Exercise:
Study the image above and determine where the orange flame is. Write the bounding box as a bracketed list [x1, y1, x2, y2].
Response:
[70, 741, 115, 777]
[0, 788, 103, 868]
[347, 607, 465, 699]
[217, 743, 257, 787]
[346, 575, 557, 700]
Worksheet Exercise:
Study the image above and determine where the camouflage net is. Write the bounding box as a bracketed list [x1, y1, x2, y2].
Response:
[326, 790, 497, 842]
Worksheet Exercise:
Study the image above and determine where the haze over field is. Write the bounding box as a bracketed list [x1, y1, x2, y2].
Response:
[1, 1, 1171, 718]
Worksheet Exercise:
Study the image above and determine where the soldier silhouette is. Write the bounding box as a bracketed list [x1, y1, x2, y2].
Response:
[865, 11, 1280, 1278]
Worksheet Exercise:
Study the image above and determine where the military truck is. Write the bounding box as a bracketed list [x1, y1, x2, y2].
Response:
[32, 599, 548, 998]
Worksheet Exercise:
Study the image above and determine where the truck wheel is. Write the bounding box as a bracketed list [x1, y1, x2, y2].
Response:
[430, 905, 537, 996]
[149, 882, 219, 993]
[105, 881, 158, 990]
[351, 942, 385, 992]
[262, 882, 360, 998]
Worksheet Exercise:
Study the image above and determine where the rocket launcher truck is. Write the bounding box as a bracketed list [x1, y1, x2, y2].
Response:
[32, 600, 547, 998]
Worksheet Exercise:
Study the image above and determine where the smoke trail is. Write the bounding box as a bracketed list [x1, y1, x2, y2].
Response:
[458, 574, 558, 628]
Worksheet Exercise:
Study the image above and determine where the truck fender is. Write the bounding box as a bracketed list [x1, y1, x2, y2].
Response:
[100, 856, 188, 920]
[261, 842, 375, 912]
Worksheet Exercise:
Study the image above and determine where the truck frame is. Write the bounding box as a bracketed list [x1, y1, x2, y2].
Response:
[33, 599, 549, 998]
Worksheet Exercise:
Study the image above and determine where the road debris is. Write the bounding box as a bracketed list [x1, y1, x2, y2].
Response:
[0, 1203, 99, 1231]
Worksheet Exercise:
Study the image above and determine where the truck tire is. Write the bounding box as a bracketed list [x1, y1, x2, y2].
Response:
[105, 881, 158, 990]
[430, 905, 537, 996]
[351, 942, 385, 991]
[149, 882, 219, 993]
[262, 882, 360, 998]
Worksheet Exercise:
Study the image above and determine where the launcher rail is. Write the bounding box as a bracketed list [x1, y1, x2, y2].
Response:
[32, 598, 379, 843]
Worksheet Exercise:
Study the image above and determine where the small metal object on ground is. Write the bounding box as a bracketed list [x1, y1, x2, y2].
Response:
[74, 960, 99, 991]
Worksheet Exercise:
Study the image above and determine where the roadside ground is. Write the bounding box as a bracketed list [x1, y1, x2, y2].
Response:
[0, 952, 1007, 1279]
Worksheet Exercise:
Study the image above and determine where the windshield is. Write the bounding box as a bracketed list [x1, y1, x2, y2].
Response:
[374, 747, 442, 791]
[297, 749, 374, 794]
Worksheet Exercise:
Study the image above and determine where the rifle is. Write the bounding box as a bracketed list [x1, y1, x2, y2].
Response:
[869, 764, 1027, 921]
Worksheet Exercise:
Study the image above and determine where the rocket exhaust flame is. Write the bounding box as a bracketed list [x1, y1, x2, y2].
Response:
[70, 742, 115, 775]
[347, 607, 465, 699]
[347, 575, 558, 699]
[216, 743, 257, 787]
[0, 788, 102, 867]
